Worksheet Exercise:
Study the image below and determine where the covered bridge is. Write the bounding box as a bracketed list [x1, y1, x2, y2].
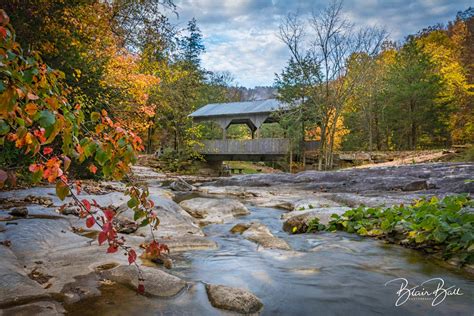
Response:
[190, 99, 318, 161]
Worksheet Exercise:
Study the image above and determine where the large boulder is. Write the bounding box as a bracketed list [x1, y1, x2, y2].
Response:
[100, 265, 186, 297]
[233, 222, 291, 250]
[205, 284, 263, 314]
[169, 178, 195, 192]
[179, 198, 250, 226]
[116, 197, 204, 238]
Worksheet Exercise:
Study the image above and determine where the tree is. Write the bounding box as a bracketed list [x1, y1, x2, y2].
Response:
[342, 44, 397, 150]
[278, 0, 386, 169]
[383, 37, 444, 149]
[0, 11, 167, 293]
[179, 18, 205, 67]
[275, 55, 321, 165]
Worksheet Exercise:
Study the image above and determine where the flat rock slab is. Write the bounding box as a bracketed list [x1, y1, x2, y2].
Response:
[205, 284, 263, 314]
[100, 265, 185, 297]
[0, 246, 48, 306]
[0, 300, 65, 315]
[211, 163, 474, 194]
[179, 198, 250, 226]
[234, 222, 291, 250]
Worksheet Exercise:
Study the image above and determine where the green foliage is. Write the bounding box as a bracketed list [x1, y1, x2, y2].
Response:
[324, 195, 474, 264]
[306, 218, 326, 233]
[158, 147, 202, 173]
[274, 56, 321, 159]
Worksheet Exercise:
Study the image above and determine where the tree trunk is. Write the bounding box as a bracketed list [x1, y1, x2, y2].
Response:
[301, 119, 305, 168]
[409, 100, 416, 150]
[374, 109, 381, 150]
[146, 125, 153, 154]
[318, 121, 326, 171]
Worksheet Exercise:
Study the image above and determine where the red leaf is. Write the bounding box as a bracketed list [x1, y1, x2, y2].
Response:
[88, 164, 98, 174]
[0, 26, 7, 40]
[128, 249, 137, 264]
[86, 216, 95, 228]
[137, 283, 145, 295]
[43, 147, 53, 155]
[103, 209, 115, 222]
[148, 199, 154, 208]
[98, 231, 107, 245]
[82, 199, 91, 212]
[107, 245, 118, 253]
[29, 164, 41, 173]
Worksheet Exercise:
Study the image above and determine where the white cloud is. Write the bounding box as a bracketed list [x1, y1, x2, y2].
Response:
[169, 0, 472, 87]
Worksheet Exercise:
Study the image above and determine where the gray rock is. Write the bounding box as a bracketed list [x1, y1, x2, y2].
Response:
[205, 284, 263, 314]
[211, 163, 474, 194]
[0, 246, 48, 306]
[241, 222, 291, 250]
[155, 235, 217, 252]
[179, 198, 250, 226]
[9, 207, 28, 217]
[169, 178, 195, 192]
[151, 254, 173, 269]
[100, 265, 185, 297]
[116, 197, 204, 238]
[230, 223, 251, 234]
[402, 180, 428, 191]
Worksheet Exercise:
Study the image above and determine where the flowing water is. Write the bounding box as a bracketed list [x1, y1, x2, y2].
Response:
[67, 205, 474, 315]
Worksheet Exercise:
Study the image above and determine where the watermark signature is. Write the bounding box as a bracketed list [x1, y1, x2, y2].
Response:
[385, 277, 463, 306]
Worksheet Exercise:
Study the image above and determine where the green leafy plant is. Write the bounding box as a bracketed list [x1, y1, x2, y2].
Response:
[322, 195, 473, 264]
[306, 218, 326, 233]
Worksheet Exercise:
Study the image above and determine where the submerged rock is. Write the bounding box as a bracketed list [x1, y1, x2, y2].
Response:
[241, 222, 291, 250]
[151, 254, 173, 269]
[179, 197, 250, 226]
[230, 223, 251, 234]
[205, 284, 263, 314]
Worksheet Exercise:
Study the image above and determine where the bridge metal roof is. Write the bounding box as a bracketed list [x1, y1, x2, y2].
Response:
[189, 99, 289, 118]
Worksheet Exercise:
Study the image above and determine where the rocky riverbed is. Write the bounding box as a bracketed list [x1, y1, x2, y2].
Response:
[0, 162, 473, 315]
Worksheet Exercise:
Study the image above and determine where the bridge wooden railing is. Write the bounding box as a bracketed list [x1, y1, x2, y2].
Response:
[199, 138, 290, 155]
[197, 139, 320, 156]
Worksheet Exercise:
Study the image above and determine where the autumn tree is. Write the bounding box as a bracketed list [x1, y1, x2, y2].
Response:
[342, 44, 397, 150]
[0, 11, 168, 292]
[278, 0, 386, 169]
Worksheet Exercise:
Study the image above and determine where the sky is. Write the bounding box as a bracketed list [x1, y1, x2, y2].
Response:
[167, 0, 472, 88]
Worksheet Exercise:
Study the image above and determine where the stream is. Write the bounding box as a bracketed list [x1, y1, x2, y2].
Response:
[67, 202, 474, 315]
